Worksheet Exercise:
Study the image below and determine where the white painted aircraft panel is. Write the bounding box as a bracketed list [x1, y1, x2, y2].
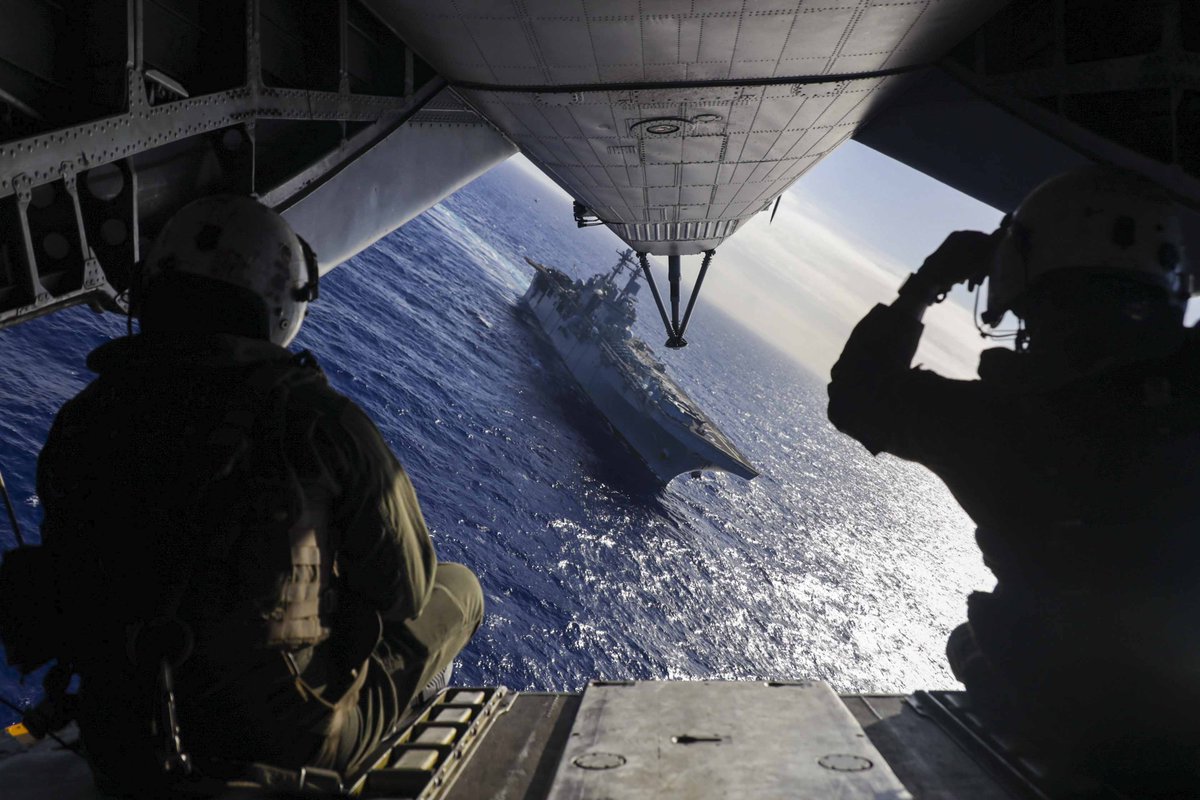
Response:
[368, 0, 1007, 254]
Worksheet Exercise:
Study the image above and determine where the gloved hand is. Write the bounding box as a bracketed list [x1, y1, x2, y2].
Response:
[916, 229, 1001, 296]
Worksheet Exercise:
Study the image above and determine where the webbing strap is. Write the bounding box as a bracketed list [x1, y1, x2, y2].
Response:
[292, 544, 321, 567]
[282, 583, 321, 604]
[128, 356, 327, 785]
[266, 520, 331, 647]
[267, 617, 326, 645]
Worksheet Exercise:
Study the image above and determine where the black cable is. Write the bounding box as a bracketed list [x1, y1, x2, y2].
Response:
[972, 284, 1022, 342]
[0, 467, 25, 548]
[0, 693, 82, 756]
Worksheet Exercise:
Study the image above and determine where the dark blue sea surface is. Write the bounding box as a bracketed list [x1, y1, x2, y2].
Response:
[0, 161, 990, 724]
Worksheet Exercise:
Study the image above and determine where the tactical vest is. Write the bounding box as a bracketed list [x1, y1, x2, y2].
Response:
[35, 348, 352, 666]
[186, 351, 346, 652]
[6, 344, 366, 794]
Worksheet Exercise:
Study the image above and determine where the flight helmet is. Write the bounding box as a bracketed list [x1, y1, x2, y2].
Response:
[984, 165, 1190, 326]
[138, 195, 318, 346]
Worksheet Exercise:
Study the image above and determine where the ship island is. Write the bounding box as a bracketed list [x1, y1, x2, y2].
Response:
[520, 250, 757, 484]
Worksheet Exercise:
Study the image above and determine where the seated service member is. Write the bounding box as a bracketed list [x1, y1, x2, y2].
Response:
[0, 195, 483, 794]
[828, 166, 1200, 792]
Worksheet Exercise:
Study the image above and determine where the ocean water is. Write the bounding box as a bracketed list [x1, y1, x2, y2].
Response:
[0, 160, 992, 724]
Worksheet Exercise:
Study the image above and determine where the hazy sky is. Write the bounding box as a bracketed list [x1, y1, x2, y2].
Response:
[515, 142, 1005, 379]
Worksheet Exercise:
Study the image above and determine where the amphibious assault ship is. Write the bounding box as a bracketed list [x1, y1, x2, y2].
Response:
[520, 250, 757, 484]
[3, 1, 1200, 798]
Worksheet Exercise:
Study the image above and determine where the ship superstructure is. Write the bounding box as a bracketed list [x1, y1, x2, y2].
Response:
[521, 250, 756, 484]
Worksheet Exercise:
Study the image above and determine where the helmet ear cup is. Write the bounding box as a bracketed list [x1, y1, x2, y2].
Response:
[984, 223, 1029, 326]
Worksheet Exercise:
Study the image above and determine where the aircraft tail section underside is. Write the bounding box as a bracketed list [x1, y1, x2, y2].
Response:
[366, 0, 1009, 256]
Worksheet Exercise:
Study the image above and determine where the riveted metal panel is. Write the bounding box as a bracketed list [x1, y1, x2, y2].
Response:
[711, 182, 742, 207]
[586, 138, 629, 167]
[588, 166, 616, 187]
[741, 130, 781, 160]
[730, 161, 759, 184]
[840, 5, 925, 63]
[570, 103, 622, 137]
[643, 162, 678, 186]
[734, 181, 770, 204]
[372, 0, 1009, 252]
[681, 162, 719, 185]
[782, 6, 858, 65]
[545, 681, 910, 800]
[730, 12, 794, 71]
[646, 186, 679, 206]
[715, 163, 738, 184]
[643, 16, 683, 67]
[681, 134, 726, 162]
[591, 187, 625, 208]
[750, 89, 809, 131]
[376, 1, 1008, 86]
[532, 19, 598, 75]
[591, 20, 643, 72]
[641, 136, 685, 163]
[747, 160, 776, 183]
[695, 14, 741, 74]
[680, 184, 713, 205]
[619, 186, 645, 208]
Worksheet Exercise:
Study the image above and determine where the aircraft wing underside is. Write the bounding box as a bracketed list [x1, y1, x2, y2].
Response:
[853, 0, 1200, 221]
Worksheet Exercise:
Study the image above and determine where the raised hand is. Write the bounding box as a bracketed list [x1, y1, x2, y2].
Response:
[916, 230, 1000, 297]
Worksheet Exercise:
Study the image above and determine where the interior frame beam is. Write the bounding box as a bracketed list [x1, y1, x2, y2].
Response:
[0, 83, 436, 202]
[0, 0, 445, 330]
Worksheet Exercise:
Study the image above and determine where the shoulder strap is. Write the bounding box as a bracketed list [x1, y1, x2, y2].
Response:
[125, 357, 310, 660]
[124, 357, 317, 786]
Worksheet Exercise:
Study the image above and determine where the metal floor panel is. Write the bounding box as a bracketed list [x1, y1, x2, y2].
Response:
[544, 680, 911, 800]
[904, 692, 1132, 800]
[845, 694, 1019, 800]
[3, 687, 1142, 799]
[444, 692, 581, 800]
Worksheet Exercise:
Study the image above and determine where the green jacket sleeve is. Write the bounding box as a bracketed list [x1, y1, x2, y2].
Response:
[318, 400, 436, 621]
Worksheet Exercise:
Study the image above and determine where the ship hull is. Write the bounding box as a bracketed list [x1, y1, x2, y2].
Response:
[520, 264, 756, 484]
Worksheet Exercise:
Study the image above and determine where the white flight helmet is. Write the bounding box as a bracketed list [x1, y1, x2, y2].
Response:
[140, 195, 318, 346]
[984, 165, 1190, 325]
